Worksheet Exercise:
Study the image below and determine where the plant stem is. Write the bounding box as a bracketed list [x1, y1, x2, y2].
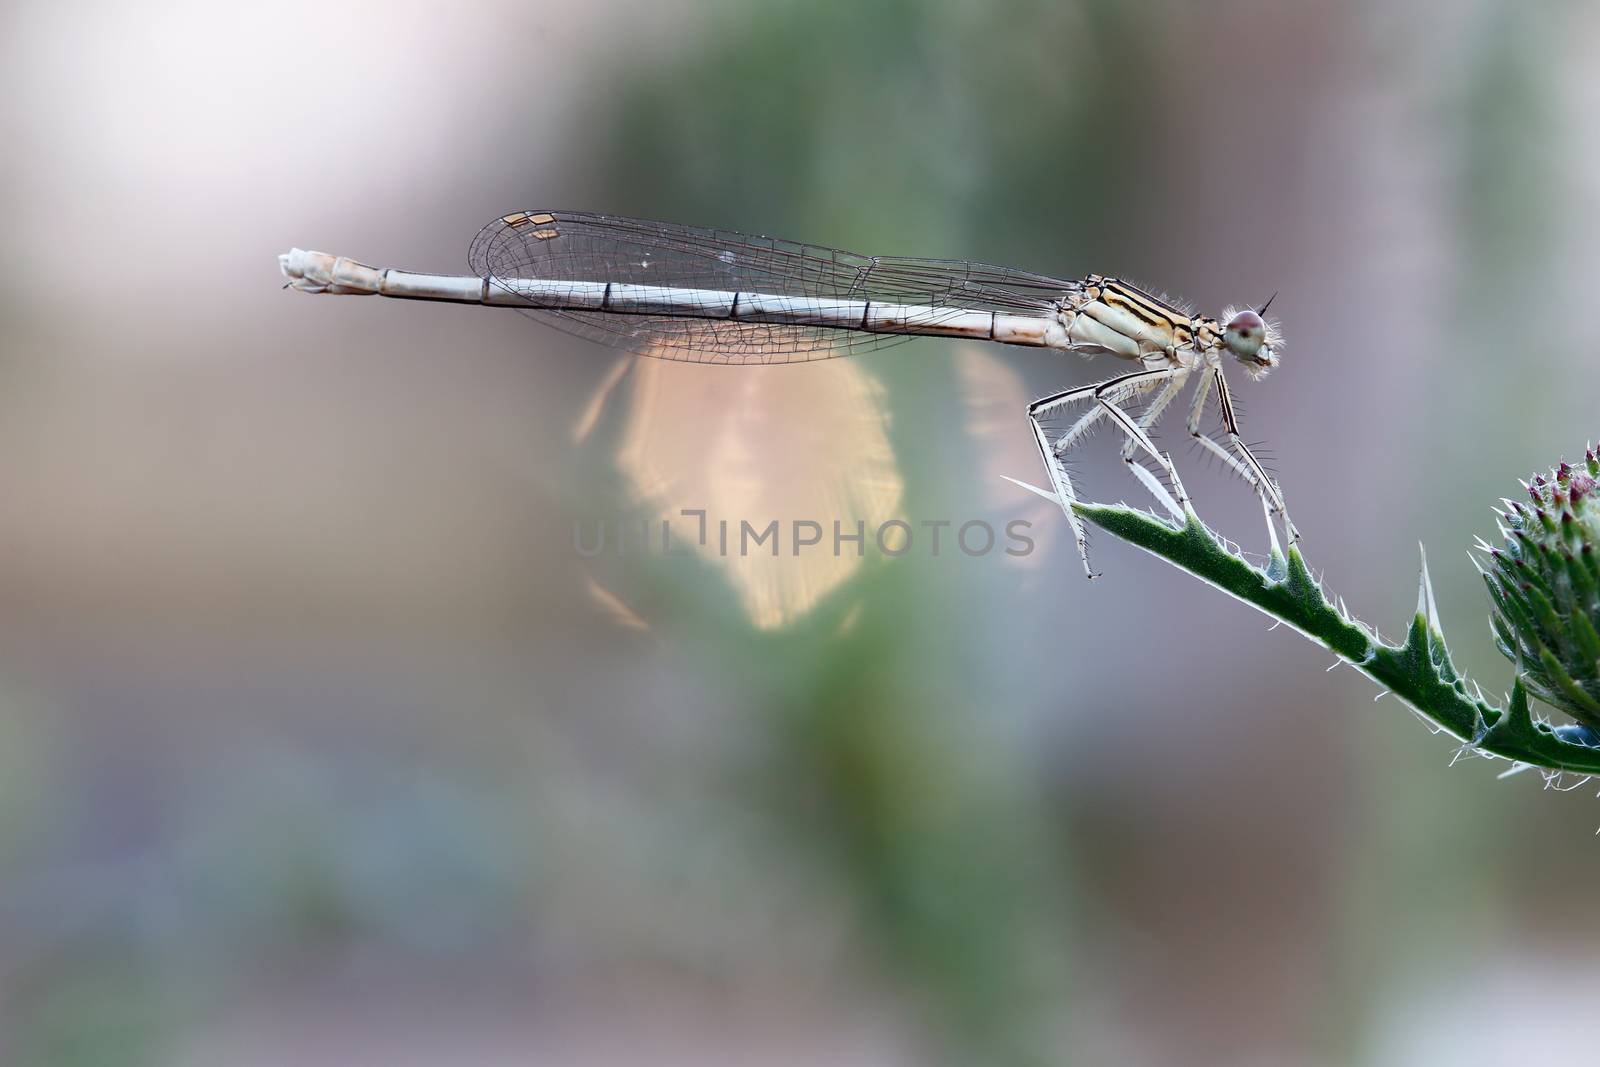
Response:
[1071, 501, 1600, 776]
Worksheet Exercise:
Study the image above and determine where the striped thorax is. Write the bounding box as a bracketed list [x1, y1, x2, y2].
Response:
[1058, 276, 1196, 366]
[1052, 276, 1280, 379]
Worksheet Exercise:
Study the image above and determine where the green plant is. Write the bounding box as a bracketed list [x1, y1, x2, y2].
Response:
[1008, 447, 1600, 777]
[1482, 452, 1600, 730]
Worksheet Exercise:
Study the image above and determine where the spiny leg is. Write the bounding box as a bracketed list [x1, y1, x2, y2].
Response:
[1071, 369, 1194, 514]
[1085, 367, 1192, 520]
[1185, 370, 1260, 486]
[1054, 381, 1187, 519]
[1114, 373, 1192, 521]
[1211, 370, 1298, 542]
[1027, 367, 1190, 576]
[1187, 368, 1300, 544]
[1028, 382, 1107, 577]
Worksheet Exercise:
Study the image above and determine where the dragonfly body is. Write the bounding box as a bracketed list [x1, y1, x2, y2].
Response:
[280, 211, 1294, 575]
[283, 247, 1219, 367]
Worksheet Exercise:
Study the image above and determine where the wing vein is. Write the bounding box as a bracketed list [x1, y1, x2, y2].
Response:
[467, 210, 1081, 364]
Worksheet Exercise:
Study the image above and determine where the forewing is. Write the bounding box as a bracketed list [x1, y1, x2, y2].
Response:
[467, 211, 1080, 365]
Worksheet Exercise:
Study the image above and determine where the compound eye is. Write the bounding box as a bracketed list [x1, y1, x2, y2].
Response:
[1224, 309, 1265, 358]
[1227, 309, 1264, 336]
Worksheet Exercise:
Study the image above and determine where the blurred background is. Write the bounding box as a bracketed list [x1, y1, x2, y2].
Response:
[4, 1, 1600, 1063]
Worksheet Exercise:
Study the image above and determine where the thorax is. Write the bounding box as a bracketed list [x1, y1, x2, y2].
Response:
[1060, 276, 1219, 368]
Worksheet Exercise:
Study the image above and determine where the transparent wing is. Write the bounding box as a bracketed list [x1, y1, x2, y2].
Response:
[467, 211, 1083, 365]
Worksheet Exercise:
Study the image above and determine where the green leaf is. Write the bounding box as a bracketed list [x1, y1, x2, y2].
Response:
[1067, 501, 1600, 777]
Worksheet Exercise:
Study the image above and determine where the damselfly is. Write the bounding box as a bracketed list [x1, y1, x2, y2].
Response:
[280, 211, 1295, 576]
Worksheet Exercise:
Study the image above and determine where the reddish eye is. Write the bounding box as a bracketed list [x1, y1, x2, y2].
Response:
[1227, 309, 1265, 334]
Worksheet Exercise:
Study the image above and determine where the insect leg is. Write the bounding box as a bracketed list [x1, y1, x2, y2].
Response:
[1028, 367, 1193, 575]
[1187, 368, 1300, 543]
[1028, 382, 1108, 578]
[1111, 372, 1191, 520]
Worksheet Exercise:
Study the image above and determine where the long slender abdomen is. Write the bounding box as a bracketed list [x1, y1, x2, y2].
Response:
[278, 248, 1072, 349]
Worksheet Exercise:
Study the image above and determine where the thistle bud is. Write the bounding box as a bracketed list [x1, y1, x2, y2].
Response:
[1483, 447, 1600, 727]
